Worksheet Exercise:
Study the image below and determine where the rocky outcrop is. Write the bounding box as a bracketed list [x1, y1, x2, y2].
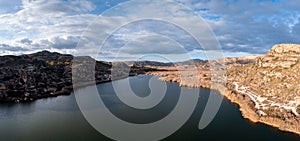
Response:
[227, 44, 300, 134]
[0, 50, 162, 103]
[0, 51, 112, 103]
[147, 44, 300, 135]
[257, 44, 300, 68]
[0, 51, 158, 103]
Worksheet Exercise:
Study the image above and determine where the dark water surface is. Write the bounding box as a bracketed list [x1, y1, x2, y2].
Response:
[0, 75, 299, 141]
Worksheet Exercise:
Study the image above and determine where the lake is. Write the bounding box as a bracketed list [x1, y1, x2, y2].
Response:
[0, 75, 299, 141]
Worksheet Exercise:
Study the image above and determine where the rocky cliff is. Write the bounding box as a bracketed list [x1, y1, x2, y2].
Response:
[147, 44, 300, 135]
[227, 44, 300, 134]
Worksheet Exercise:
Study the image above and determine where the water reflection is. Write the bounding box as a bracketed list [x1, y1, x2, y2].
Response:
[0, 75, 298, 141]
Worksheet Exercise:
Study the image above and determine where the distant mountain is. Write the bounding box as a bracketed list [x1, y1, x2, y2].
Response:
[175, 59, 208, 67]
[123, 58, 251, 68]
[124, 60, 174, 67]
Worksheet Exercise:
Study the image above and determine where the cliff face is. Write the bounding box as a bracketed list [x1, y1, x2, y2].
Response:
[146, 44, 300, 135]
[222, 55, 258, 66]
[228, 44, 300, 116]
[259, 44, 300, 68]
[227, 44, 300, 133]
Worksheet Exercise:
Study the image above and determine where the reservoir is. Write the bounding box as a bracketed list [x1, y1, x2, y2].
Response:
[0, 75, 299, 140]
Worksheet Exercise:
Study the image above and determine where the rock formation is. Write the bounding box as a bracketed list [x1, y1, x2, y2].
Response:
[0, 51, 112, 102]
[0, 51, 158, 103]
[147, 44, 300, 135]
[227, 44, 300, 134]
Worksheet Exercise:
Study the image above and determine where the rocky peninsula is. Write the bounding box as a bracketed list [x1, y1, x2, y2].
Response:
[0, 51, 151, 103]
[0, 51, 107, 102]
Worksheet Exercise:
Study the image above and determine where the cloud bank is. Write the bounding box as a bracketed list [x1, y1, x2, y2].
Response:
[0, 0, 299, 61]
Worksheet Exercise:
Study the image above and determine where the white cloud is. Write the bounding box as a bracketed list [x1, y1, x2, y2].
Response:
[178, 0, 300, 54]
[120, 35, 187, 54]
[75, 0, 224, 62]
[1, 0, 299, 62]
[21, 0, 95, 15]
[0, 0, 97, 55]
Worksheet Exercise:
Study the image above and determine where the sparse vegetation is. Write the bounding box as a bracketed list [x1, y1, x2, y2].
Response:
[147, 44, 300, 135]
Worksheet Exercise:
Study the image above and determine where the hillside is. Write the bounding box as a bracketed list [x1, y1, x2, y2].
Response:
[0, 51, 112, 102]
[226, 44, 300, 133]
[147, 44, 300, 135]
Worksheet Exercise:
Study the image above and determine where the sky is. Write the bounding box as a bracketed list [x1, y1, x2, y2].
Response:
[0, 0, 299, 62]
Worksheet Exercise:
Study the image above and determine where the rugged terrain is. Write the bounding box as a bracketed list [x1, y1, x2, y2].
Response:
[1, 44, 299, 135]
[147, 44, 300, 135]
[0, 51, 162, 103]
[0, 51, 112, 102]
[227, 44, 300, 134]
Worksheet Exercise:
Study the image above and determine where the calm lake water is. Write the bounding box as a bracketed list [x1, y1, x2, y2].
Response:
[0, 75, 299, 141]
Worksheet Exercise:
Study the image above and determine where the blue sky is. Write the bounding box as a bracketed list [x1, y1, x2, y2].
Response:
[0, 0, 299, 62]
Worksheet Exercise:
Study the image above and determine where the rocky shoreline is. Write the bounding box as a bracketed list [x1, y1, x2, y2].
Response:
[1, 44, 299, 136]
[0, 50, 164, 103]
[0, 51, 102, 103]
[146, 72, 300, 135]
[215, 85, 300, 135]
[0, 51, 149, 103]
[146, 44, 300, 136]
